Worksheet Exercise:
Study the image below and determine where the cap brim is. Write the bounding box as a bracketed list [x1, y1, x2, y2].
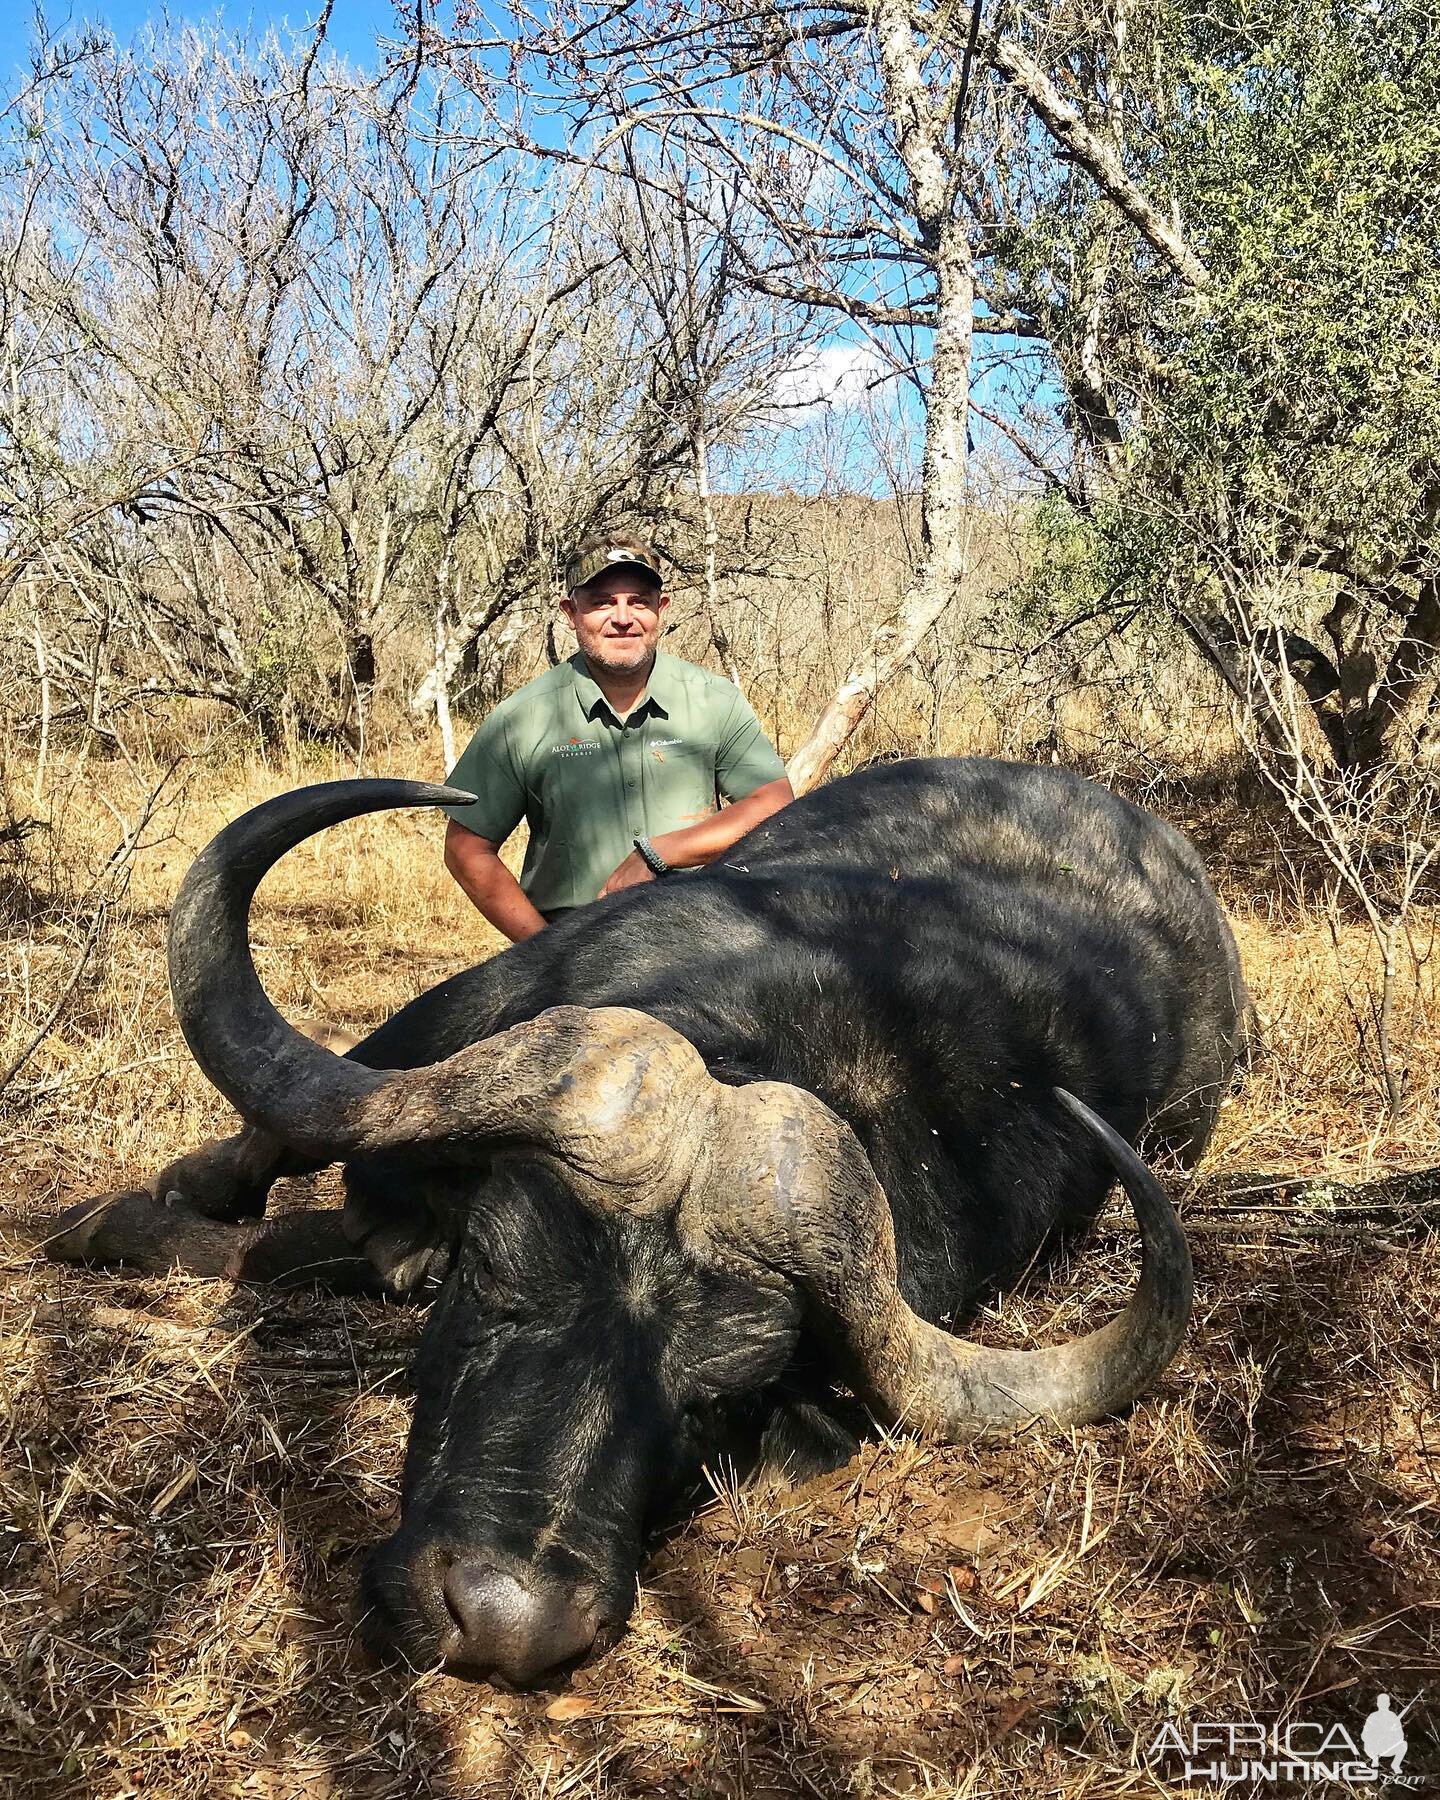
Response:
[569, 557, 663, 590]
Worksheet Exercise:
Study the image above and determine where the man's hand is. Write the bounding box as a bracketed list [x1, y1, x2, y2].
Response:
[598, 850, 657, 898]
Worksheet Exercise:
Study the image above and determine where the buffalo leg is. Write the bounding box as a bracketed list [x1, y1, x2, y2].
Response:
[149, 1127, 322, 1221]
[42, 1187, 384, 1295]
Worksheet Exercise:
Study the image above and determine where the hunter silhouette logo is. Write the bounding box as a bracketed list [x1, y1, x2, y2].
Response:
[1148, 1692, 1423, 1785]
[1362, 1695, 1408, 1772]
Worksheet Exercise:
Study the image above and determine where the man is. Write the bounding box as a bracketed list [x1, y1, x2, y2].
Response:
[442, 533, 794, 942]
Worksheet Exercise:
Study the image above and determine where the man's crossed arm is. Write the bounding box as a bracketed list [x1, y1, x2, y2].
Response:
[596, 777, 792, 897]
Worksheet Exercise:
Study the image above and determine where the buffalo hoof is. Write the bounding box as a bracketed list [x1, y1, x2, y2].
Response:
[341, 1167, 450, 1297]
[149, 1137, 269, 1221]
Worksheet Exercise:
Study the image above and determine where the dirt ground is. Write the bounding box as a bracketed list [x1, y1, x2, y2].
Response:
[2, 747, 1437, 1798]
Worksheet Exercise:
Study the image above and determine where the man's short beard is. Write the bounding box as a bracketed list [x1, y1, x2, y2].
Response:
[584, 642, 655, 676]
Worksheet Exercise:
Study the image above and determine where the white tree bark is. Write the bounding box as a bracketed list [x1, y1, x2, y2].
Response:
[987, 31, 1209, 292]
[432, 601, 456, 769]
[31, 610, 50, 811]
[411, 583, 505, 719]
[787, 0, 975, 795]
[692, 425, 743, 690]
[786, 233, 976, 793]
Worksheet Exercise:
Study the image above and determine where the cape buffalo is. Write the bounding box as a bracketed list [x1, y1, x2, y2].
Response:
[48, 757, 1247, 1686]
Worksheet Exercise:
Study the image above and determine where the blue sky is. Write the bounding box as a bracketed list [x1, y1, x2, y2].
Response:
[17, 0, 398, 69]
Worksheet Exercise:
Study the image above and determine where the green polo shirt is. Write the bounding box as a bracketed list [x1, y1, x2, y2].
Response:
[443, 651, 787, 915]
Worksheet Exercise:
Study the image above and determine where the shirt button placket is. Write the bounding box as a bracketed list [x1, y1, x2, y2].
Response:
[624, 722, 640, 834]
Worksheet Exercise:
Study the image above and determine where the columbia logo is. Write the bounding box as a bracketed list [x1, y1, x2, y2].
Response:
[650, 737, 685, 748]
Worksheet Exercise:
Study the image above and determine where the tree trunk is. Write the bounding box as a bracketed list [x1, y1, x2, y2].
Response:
[1345, 573, 1440, 772]
[787, 226, 975, 795]
[411, 585, 516, 718]
[692, 425, 743, 689]
[30, 607, 49, 811]
[432, 602, 456, 769]
[345, 504, 389, 734]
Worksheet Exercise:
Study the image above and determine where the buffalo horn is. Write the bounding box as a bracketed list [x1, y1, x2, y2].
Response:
[694, 1081, 1192, 1436]
[169, 782, 714, 1202]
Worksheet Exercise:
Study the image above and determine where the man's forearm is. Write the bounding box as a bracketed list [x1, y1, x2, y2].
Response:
[453, 858, 548, 943]
[444, 825, 548, 943]
[650, 777, 794, 870]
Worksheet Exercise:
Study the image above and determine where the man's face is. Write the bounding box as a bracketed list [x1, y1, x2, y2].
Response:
[561, 566, 668, 677]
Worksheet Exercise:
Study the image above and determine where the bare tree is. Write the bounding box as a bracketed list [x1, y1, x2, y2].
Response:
[602, 149, 816, 692]
[8, 20, 782, 751]
[417, 0, 1044, 785]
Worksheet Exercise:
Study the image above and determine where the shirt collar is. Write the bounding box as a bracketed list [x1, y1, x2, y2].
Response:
[569, 650, 674, 723]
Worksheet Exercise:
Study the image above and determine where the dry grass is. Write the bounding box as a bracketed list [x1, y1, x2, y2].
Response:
[2, 720, 1438, 1799]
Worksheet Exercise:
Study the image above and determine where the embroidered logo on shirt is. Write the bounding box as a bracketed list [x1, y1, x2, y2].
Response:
[550, 739, 600, 757]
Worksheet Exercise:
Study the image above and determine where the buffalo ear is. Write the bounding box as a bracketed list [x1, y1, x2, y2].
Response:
[357, 1222, 451, 1298]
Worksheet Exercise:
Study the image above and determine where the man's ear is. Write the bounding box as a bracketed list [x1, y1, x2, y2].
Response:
[559, 593, 579, 632]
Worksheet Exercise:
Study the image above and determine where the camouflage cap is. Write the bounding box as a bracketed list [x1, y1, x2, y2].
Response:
[564, 533, 663, 593]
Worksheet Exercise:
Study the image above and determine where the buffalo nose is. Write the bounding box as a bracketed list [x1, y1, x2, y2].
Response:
[442, 1558, 597, 1684]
